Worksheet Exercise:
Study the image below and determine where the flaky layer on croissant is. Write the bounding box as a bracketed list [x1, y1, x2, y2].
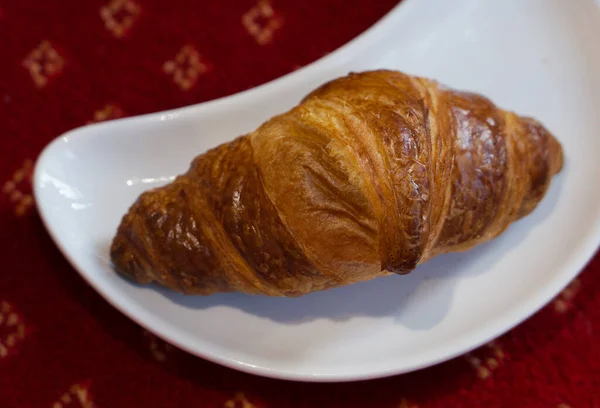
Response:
[110, 70, 563, 296]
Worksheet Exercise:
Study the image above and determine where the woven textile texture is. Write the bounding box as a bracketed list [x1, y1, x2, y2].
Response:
[1, 0, 599, 407]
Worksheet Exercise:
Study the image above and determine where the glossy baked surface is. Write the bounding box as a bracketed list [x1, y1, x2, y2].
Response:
[110, 70, 563, 296]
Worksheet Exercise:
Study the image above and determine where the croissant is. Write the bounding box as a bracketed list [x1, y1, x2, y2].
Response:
[110, 69, 563, 297]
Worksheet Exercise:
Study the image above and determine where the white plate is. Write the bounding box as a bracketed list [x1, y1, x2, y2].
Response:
[33, 0, 600, 382]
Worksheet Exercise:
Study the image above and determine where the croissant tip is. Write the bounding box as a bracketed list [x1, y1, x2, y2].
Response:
[109, 214, 155, 286]
[524, 116, 565, 176]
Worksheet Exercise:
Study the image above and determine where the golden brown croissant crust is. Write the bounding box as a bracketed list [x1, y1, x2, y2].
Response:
[110, 70, 564, 297]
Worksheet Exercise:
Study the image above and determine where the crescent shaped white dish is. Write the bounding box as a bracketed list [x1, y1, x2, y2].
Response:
[33, 0, 600, 382]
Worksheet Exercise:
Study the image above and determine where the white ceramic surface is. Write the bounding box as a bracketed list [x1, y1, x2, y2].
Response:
[33, 0, 600, 382]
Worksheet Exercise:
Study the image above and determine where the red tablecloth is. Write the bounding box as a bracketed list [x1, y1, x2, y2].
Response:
[1, 1, 599, 407]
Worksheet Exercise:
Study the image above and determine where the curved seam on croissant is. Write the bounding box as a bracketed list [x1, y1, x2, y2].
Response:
[410, 77, 446, 258]
[384, 76, 434, 269]
[483, 111, 521, 241]
[330, 97, 404, 272]
[247, 135, 335, 290]
[292, 101, 385, 277]
[305, 97, 403, 271]
[181, 180, 284, 296]
[412, 79, 455, 259]
[250, 120, 346, 286]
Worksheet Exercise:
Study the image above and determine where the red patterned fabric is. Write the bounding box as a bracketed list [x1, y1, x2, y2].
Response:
[1, 1, 599, 407]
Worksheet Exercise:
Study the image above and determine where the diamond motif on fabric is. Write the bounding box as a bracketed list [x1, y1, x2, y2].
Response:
[88, 104, 125, 123]
[143, 330, 173, 362]
[553, 278, 581, 314]
[0, 301, 29, 359]
[163, 45, 209, 91]
[100, 0, 140, 38]
[242, 1, 283, 45]
[22, 41, 65, 88]
[465, 340, 506, 379]
[51, 381, 95, 408]
[224, 392, 259, 408]
[3, 159, 34, 216]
